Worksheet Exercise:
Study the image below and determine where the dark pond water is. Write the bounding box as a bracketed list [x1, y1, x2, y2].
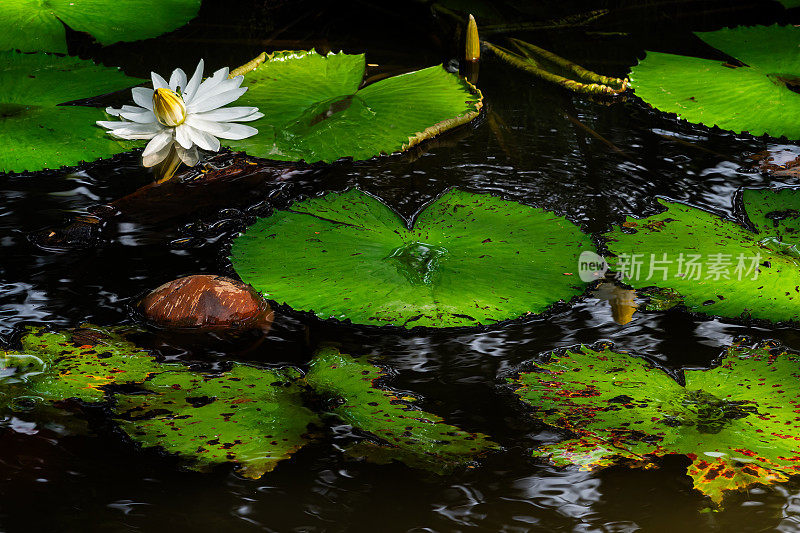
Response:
[3, 0, 800, 531]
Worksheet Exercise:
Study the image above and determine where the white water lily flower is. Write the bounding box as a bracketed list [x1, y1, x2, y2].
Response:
[97, 59, 263, 167]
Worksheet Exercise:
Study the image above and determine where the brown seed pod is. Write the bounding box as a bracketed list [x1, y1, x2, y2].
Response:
[139, 275, 273, 331]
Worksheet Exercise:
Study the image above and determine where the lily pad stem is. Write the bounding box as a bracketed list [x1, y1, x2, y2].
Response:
[230, 52, 267, 78]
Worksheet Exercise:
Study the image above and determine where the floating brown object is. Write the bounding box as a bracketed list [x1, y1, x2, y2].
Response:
[139, 275, 273, 331]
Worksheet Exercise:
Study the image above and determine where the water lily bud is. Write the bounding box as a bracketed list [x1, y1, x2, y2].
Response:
[152, 88, 187, 127]
[465, 14, 480, 62]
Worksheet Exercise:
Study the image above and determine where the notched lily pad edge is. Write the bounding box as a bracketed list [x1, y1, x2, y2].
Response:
[223, 186, 594, 332]
[506, 338, 684, 389]
[0, 143, 143, 178]
[628, 83, 798, 143]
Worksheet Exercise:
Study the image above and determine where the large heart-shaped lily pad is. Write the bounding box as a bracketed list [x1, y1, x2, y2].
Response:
[1, 0, 200, 53]
[230, 189, 591, 328]
[512, 343, 800, 506]
[225, 50, 482, 163]
[0, 325, 162, 403]
[0, 51, 143, 173]
[306, 346, 498, 472]
[604, 187, 800, 323]
[113, 364, 320, 477]
[631, 25, 800, 139]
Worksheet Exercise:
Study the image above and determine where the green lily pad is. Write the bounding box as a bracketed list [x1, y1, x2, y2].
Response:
[306, 345, 498, 472]
[1, 0, 200, 53]
[225, 50, 482, 163]
[230, 188, 591, 328]
[113, 364, 320, 477]
[512, 343, 800, 506]
[0, 325, 162, 404]
[0, 51, 143, 173]
[604, 187, 800, 323]
[630, 25, 800, 140]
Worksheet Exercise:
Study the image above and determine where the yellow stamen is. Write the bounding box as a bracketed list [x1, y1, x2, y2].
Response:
[152, 88, 186, 127]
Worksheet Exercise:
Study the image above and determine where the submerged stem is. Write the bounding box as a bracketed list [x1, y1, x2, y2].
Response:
[509, 38, 627, 90]
[484, 41, 627, 96]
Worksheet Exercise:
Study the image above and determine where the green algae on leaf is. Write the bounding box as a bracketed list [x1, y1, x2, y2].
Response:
[225, 50, 482, 163]
[604, 187, 800, 323]
[0, 51, 144, 173]
[0, 325, 162, 404]
[306, 345, 498, 472]
[1, 0, 201, 53]
[631, 25, 800, 140]
[231, 188, 591, 328]
[113, 364, 320, 477]
[512, 344, 800, 506]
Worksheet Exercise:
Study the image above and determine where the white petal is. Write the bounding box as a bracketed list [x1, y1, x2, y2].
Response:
[97, 120, 127, 129]
[151, 72, 169, 90]
[131, 87, 154, 111]
[194, 106, 259, 122]
[187, 87, 247, 114]
[104, 129, 161, 140]
[213, 123, 258, 140]
[176, 144, 199, 166]
[185, 125, 220, 151]
[96, 120, 162, 138]
[111, 127, 163, 139]
[142, 141, 174, 167]
[236, 111, 264, 122]
[142, 130, 174, 157]
[187, 78, 242, 110]
[104, 105, 148, 118]
[169, 68, 187, 92]
[175, 124, 193, 149]
[119, 105, 149, 114]
[183, 59, 205, 100]
[119, 109, 157, 124]
[188, 68, 233, 104]
[183, 115, 228, 136]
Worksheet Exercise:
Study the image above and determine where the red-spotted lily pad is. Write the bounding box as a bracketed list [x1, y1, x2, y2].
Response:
[2, 327, 496, 476]
[305, 345, 499, 472]
[0, 325, 162, 403]
[113, 364, 320, 478]
[512, 343, 800, 506]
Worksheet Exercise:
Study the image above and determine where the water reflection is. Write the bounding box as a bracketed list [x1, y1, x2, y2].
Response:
[1, 0, 800, 530]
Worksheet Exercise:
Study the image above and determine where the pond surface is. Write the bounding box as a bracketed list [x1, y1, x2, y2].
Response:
[3, 0, 800, 531]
